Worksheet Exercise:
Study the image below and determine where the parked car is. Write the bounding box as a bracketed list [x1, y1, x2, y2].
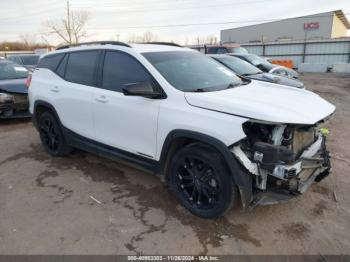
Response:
[29, 42, 335, 218]
[0, 60, 30, 118]
[210, 54, 304, 89]
[7, 54, 40, 71]
[190, 43, 248, 54]
[230, 53, 299, 79]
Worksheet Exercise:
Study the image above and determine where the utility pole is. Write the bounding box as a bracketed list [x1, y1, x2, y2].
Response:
[302, 30, 308, 63]
[261, 35, 265, 56]
[66, 0, 72, 44]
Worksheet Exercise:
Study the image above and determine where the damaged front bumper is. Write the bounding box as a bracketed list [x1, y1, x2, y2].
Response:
[0, 93, 31, 119]
[231, 133, 331, 207]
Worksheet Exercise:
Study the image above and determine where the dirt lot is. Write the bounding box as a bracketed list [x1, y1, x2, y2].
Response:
[0, 73, 349, 255]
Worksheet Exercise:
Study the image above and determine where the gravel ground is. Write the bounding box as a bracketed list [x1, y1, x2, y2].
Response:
[0, 73, 349, 255]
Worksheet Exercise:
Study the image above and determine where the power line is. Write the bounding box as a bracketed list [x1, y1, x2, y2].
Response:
[0, 4, 64, 21]
[86, 13, 350, 30]
[79, 0, 273, 13]
[0, 0, 273, 21]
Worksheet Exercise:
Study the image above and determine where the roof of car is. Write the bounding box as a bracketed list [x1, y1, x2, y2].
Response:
[228, 53, 250, 57]
[7, 54, 40, 57]
[208, 54, 232, 58]
[49, 43, 193, 56]
[130, 43, 192, 53]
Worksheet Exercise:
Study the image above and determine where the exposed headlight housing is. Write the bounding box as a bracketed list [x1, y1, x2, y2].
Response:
[0, 93, 14, 103]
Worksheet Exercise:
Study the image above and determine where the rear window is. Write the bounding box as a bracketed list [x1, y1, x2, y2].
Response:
[38, 54, 64, 71]
[0, 62, 28, 80]
[207, 47, 229, 54]
[21, 55, 40, 65]
[64, 51, 100, 86]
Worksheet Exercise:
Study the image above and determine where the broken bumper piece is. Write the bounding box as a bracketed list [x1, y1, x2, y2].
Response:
[0, 94, 30, 119]
[232, 134, 331, 207]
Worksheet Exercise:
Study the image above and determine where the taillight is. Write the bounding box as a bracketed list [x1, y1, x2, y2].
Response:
[25, 74, 32, 88]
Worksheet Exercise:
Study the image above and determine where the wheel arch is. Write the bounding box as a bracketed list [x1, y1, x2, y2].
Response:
[33, 100, 61, 129]
[158, 129, 252, 208]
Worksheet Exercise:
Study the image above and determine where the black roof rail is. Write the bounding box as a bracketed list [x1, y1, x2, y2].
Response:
[56, 41, 131, 50]
[141, 42, 183, 47]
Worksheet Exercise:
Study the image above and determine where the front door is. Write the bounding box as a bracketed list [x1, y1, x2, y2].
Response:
[93, 51, 161, 159]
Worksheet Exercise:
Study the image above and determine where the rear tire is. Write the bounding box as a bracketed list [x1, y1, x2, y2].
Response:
[38, 111, 72, 157]
[169, 143, 236, 218]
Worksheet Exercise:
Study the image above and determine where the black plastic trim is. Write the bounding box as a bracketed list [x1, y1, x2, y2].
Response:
[33, 100, 61, 129]
[159, 129, 247, 186]
[142, 42, 183, 47]
[56, 41, 131, 50]
[62, 127, 159, 173]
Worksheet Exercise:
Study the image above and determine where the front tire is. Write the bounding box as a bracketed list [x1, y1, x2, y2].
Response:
[169, 143, 236, 218]
[38, 111, 72, 157]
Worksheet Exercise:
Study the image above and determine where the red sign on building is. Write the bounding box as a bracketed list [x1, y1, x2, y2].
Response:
[304, 22, 320, 30]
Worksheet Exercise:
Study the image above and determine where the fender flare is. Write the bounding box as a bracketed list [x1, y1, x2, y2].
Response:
[159, 130, 246, 185]
[158, 129, 252, 207]
[33, 100, 61, 129]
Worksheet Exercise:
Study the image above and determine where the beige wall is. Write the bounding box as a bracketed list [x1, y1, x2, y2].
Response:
[331, 14, 348, 38]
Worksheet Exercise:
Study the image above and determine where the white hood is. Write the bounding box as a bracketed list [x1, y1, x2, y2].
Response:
[185, 80, 335, 125]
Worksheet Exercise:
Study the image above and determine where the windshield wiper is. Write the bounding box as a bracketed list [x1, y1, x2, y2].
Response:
[242, 72, 260, 76]
[226, 82, 241, 89]
[190, 88, 209, 92]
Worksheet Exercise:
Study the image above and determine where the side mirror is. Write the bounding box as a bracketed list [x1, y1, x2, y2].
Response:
[262, 73, 280, 83]
[122, 81, 162, 98]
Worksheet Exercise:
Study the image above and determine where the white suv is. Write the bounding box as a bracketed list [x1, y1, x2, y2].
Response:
[29, 41, 335, 218]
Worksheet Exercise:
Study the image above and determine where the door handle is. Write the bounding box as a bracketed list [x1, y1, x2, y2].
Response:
[50, 86, 60, 93]
[95, 95, 108, 103]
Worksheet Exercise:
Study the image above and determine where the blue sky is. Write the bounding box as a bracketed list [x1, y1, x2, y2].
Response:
[0, 0, 349, 45]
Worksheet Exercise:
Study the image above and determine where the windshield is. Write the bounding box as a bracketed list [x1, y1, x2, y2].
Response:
[230, 47, 248, 54]
[21, 55, 39, 65]
[214, 56, 262, 75]
[0, 62, 29, 80]
[243, 54, 271, 66]
[143, 51, 242, 92]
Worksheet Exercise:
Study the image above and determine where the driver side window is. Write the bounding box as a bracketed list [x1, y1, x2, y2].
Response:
[102, 51, 152, 92]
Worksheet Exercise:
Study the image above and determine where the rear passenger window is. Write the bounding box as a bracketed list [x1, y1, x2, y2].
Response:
[102, 51, 152, 92]
[38, 54, 64, 71]
[65, 51, 100, 86]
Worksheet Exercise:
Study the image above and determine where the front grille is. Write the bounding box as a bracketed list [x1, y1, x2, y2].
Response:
[292, 127, 316, 156]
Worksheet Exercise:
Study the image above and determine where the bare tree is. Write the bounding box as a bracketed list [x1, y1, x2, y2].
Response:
[19, 34, 36, 48]
[44, 0, 90, 45]
[142, 31, 158, 43]
[127, 31, 158, 43]
[127, 34, 142, 43]
[205, 35, 218, 45]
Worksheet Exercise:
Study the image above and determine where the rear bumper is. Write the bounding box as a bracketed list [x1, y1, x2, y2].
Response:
[232, 134, 331, 208]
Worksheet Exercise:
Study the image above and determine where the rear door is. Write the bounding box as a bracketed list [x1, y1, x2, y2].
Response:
[52, 50, 101, 140]
[92, 50, 161, 158]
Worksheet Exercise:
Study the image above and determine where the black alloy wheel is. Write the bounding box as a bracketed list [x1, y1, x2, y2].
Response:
[169, 143, 236, 218]
[38, 111, 72, 156]
[175, 156, 220, 210]
[40, 117, 59, 152]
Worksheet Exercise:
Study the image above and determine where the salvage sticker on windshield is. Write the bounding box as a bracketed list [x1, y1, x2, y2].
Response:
[14, 67, 27, 71]
[217, 66, 235, 76]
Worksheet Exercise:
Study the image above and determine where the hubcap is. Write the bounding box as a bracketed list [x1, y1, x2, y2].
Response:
[40, 118, 59, 151]
[175, 157, 220, 210]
